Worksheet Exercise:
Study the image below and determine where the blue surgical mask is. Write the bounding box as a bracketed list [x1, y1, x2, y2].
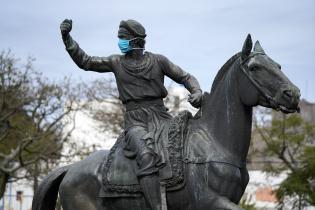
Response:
[118, 39, 132, 53]
[118, 38, 144, 53]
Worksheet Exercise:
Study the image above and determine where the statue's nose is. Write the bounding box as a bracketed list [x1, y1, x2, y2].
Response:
[282, 87, 300, 104]
[283, 89, 293, 98]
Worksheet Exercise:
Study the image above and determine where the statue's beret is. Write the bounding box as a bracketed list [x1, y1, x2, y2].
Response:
[119, 19, 146, 38]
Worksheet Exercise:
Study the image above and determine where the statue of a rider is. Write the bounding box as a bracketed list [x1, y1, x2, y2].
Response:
[60, 19, 202, 210]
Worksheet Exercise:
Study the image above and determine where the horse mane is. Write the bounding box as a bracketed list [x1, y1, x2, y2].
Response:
[210, 52, 241, 93]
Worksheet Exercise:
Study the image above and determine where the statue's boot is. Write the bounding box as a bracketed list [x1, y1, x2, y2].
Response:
[139, 174, 162, 210]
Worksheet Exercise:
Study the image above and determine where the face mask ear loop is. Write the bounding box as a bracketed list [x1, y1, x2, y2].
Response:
[129, 37, 145, 50]
[132, 47, 145, 50]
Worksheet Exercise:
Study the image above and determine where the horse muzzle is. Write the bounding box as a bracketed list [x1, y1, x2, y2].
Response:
[274, 84, 301, 113]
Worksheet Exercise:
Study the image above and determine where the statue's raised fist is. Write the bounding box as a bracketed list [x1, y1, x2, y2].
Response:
[60, 19, 72, 36]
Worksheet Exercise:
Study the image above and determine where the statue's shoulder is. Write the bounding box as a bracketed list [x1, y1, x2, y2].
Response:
[146, 52, 167, 63]
[107, 54, 123, 64]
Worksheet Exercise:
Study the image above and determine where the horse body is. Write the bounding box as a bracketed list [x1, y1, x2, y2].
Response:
[32, 35, 300, 210]
[57, 152, 243, 209]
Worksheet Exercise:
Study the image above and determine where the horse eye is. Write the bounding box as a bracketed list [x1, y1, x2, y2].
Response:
[250, 66, 261, 71]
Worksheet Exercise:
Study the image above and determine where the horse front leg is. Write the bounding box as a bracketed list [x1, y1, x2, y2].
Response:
[206, 162, 245, 203]
[186, 164, 244, 210]
[206, 194, 245, 210]
[189, 181, 244, 210]
[188, 179, 244, 210]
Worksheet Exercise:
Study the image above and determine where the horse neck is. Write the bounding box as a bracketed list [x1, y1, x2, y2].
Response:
[199, 61, 253, 161]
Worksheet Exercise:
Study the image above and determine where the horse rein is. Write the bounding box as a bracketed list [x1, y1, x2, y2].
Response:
[240, 52, 281, 111]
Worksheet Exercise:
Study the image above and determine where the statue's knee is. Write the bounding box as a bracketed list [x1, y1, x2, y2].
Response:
[125, 126, 146, 137]
[137, 152, 156, 168]
[136, 152, 160, 177]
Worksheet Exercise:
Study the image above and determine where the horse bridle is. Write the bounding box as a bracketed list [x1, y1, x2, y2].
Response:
[240, 52, 283, 111]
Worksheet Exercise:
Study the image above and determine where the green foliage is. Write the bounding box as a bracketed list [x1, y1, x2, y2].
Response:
[0, 109, 60, 158]
[239, 194, 257, 210]
[0, 51, 82, 196]
[276, 146, 315, 208]
[256, 111, 315, 209]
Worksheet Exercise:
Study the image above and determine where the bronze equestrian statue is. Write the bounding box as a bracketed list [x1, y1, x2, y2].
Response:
[32, 19, 300, 210]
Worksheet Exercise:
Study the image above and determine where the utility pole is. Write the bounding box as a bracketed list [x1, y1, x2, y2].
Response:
[8, 179, 12, 210]
[16, 191, 23, 210]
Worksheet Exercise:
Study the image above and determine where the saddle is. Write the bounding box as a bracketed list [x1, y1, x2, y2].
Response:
[99, 111, 192, 197]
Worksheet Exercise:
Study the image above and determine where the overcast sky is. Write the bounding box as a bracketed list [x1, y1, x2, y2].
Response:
[1, 0, 315, 101]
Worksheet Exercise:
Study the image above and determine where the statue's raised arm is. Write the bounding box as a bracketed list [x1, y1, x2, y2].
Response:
[60, 19, 114, 73]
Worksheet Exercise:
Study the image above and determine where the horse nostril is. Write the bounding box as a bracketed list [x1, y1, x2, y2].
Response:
[283, 90, 293, 98]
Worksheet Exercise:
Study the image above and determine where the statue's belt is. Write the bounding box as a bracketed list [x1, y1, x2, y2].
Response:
[124, 98, 164, 111]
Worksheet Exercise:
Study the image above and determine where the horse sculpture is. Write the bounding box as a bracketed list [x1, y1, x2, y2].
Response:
[32, 34, 300, 210]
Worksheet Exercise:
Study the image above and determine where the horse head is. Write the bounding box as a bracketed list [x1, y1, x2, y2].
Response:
[237, 34, 300, 113]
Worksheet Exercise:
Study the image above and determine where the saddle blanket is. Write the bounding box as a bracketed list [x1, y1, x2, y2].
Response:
[99, 111, 191, 197]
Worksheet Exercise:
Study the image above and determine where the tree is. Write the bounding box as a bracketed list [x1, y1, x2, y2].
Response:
[0, 51, 83, 197]
[84, 77, 124, 136]
[254, 110, 315, 209]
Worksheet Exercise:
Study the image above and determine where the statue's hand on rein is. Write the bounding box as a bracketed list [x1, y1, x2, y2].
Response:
[60, 19, 72, 38]
[188, 90, 202, 108]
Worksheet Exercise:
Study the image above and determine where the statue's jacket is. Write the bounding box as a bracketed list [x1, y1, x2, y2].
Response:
[63, 35, 201, 176]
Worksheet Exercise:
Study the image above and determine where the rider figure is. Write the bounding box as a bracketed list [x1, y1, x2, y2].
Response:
[60, 19, 202, 210]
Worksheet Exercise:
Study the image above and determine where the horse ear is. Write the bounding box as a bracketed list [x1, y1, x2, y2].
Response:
[241, 34, 252, 60]
[254, 41, 265, 54]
